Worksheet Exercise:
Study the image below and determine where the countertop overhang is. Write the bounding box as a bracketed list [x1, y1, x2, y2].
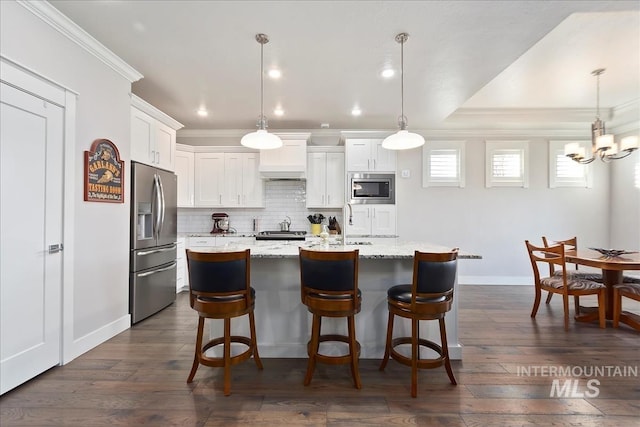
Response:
[191, 238, 481, 260]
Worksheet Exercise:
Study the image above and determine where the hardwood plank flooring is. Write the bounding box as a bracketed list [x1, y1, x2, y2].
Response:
[1, 285, 639, 426]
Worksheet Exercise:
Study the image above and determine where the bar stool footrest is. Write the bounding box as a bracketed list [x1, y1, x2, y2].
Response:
[390, 336, 445, 369]
[199, 336, 255, 367]
[308, 334, 361, 365]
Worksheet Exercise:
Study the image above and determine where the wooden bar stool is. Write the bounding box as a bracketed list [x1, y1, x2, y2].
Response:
[299, 248, 361, 389]
[185, 249, 262, 396]
[379, 249, 458, 397]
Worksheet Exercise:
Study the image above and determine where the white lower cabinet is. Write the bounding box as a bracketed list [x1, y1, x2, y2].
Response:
[176, 237, 188, 292]
[346, 205, 396, 236]
[187, 236, 217, 248]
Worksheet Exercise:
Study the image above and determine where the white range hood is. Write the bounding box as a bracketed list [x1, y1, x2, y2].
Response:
[259, 133, 309, 180]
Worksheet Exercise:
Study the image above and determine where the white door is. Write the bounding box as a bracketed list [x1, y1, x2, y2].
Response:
[1, 83, 64, 394]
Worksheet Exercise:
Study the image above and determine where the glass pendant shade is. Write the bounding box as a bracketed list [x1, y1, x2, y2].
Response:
[241, 129, 283, 150]
[382, 130, 425, 150]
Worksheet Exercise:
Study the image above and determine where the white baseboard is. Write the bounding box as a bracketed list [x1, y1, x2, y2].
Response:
[63, 314, 130, 364]
[459, 275, 531, 285]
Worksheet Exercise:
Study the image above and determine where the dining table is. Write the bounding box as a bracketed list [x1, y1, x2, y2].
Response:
[565, 248, 640, 322]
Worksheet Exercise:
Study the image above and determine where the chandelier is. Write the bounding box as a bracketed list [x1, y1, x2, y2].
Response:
[381, 33, 425, 150]
[565, 69, 638, 164]
[241, 33, 283, 150]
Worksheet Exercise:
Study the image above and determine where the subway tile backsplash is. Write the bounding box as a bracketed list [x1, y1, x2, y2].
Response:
[177, 180, 343, 234]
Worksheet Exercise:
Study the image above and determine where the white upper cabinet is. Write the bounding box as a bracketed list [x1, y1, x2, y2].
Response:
[306, 149, 345, 208]
[241, 153, 263, 207]
[189, 148, 263, 208]
[194, 152, 225, 207]
[130, 95, 183, 171]
[345, 138, 396, 172]
[344, 205, 396, 236]
[175, 147, 194, 207]
[223, 152, 263, 207]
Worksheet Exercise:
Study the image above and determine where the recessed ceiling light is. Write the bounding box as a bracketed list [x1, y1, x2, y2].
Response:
[274, 107, 284, 116]
[197, 108, 208, 117]
[268, 69, 282, 79]
[381, 69, 395, 79]
[351, 107, 362, 116]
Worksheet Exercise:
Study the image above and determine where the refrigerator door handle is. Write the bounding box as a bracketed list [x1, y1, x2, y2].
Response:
[136, 245, 177, 256]
[157, 174, 166, 236]
[152, 174, 162, 239]
[136, 262, 177, 278]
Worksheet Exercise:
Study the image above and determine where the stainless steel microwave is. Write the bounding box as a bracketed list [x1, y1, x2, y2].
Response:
[348, 173, 395, 204]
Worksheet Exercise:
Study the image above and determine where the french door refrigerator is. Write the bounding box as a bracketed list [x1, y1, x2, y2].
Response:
[130, 161, 177, 324]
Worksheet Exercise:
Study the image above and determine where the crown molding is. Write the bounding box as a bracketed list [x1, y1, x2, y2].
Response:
[17, 0, 143, 83]
[447, 107, 612, 123]
[131, 94, 184, 130]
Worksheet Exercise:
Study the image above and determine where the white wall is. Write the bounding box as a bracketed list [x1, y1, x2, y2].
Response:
[395, 137, 625, 284]
[1, 2, 133, 360]
[610, 140, 640, 251]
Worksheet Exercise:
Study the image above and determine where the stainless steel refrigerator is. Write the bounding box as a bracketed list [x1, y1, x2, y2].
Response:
[129, 161, 177, 324]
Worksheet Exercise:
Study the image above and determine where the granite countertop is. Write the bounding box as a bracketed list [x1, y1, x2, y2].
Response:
[193, 237, 481, 260]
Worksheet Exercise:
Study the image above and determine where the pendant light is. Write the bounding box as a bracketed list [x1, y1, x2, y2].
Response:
[382, 33, 425, 150]
[241, 33, 283, 150]
[565, 68, 639, 163]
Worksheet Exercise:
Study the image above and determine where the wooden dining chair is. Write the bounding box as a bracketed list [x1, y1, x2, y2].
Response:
[541, 236, 603, 313]
[613, 282, 640, 331]
[526, 240, 606, 330]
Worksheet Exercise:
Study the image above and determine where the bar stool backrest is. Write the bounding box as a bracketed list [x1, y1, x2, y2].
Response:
[414, 250, 458, 295]
[300, 249, 359, 293]
[186, 249, 251, 313]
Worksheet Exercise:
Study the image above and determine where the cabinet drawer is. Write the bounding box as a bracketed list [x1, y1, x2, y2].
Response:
[188, 236, 216, 247]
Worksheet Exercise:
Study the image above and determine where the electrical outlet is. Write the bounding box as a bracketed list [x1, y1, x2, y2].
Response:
[401, 169, 410, 178]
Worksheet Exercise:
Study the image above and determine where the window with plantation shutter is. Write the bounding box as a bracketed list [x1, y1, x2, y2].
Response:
[485, 141, 529, 188]
[548, 140, 592, 188]
[422, 141, 465, 187]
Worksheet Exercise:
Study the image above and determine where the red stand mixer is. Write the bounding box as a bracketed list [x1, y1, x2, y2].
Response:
[211, 213, 230, 234]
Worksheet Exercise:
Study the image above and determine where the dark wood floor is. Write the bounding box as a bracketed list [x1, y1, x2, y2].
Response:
[1, 286, 639, 426]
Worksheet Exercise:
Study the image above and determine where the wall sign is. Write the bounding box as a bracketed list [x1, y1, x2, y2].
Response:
[84, 139, 124, 203]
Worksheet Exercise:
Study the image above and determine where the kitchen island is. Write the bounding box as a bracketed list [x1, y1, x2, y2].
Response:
[191, 238, 481, 360]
